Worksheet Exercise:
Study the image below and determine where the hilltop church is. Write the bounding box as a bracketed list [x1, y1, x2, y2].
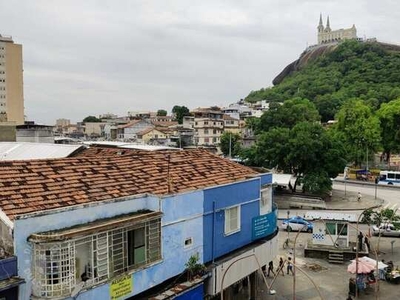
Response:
[317, 14, 357, 44]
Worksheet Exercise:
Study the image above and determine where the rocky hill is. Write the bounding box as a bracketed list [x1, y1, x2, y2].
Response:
[245, 40, 400, 122]
[273, 41, 400, 85]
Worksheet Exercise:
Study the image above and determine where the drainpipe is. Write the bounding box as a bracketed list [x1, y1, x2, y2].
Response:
[212, 201, 216, 263]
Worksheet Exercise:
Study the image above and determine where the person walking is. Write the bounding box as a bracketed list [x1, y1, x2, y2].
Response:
[357, 192, 362, 202]
[287, 257, 294, 275]
[276, 257, 285, 276]
[364, 235, 371, 252]
[267, 260, 276, 277]
[358, 232, 364, 251]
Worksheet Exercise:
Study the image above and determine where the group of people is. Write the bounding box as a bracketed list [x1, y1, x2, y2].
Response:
[263, 257, 294, 277]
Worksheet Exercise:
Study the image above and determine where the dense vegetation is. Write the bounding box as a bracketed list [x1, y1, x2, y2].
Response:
[239, 40, 400, 194]
[246, 40, 400, 122]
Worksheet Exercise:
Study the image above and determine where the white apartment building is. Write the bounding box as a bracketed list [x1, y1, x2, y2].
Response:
[192, 108, 224, 146]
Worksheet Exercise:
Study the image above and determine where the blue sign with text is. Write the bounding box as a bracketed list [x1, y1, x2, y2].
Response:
[252, 214, 275, 240]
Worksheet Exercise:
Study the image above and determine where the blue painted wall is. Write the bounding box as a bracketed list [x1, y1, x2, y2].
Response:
[259, 173, 272, 186]
[13, 191, 204, 300]
[203, 174, 274, 263]
[203, 179, 259, 263]
[175, 284, 204, 300]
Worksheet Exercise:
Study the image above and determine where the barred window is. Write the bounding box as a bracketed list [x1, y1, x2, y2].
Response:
[31, 216, 161, 298]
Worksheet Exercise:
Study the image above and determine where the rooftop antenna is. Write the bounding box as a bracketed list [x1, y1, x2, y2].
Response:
[166, 154, 172, 193]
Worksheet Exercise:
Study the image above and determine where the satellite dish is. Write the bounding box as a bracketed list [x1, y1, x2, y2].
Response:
[71, 282, 85, 298]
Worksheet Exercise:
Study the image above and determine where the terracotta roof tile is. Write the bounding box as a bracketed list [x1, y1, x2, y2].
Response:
[0, 149, 258, 220]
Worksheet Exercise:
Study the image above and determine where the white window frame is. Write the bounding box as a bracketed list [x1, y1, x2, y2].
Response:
[260, 187, 272, 215]
[224, 205, 241, 235]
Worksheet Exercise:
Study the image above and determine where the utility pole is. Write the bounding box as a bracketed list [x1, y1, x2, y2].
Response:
[229, 133, 232, 158]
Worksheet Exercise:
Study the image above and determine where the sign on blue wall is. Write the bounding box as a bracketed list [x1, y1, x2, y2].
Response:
[252, 213, 276, 240]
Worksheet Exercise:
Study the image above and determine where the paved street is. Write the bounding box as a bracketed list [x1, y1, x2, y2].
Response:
[241, 182, 400, 299]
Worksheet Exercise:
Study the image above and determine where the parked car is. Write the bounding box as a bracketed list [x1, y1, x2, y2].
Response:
[372, 223, 400, 237]
[281, 216, 313, 232]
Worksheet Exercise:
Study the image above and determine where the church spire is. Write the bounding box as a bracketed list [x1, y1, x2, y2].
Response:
[326, 15, 331, 31]
[318, 13, 324, 33]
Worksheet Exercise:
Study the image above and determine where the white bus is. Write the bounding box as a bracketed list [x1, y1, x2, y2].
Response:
[378, 170, 400, 186]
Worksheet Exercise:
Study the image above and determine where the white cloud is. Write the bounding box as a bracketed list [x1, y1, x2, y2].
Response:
[1, 0, 399, 123]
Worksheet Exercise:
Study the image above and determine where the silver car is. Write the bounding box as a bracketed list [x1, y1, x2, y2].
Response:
[372, 223, 400, 237]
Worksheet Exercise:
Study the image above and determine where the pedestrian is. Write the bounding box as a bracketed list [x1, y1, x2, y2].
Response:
[287, 257, 294, 275]
[364, 235, 370, 252]
[379, 260, 386, 280]
[276, 257, 285, 276]
[358, 232, 364, 251]
[357, 192, 362, 202]
[267, 260, 276, 277]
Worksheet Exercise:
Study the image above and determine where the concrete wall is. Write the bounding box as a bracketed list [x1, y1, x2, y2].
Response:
[16, 127, 54, 143]
[0, 123, 16, 141]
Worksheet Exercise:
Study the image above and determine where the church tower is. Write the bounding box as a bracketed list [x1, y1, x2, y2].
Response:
[325, 16, 331, 32]
[317, 14, 324, 33]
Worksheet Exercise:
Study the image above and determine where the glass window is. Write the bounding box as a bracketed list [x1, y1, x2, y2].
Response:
[326, 223, 336, 235]
[260, 187, 271, 215]
[337, 223, 348, 236]
[225, 206, 240, 234]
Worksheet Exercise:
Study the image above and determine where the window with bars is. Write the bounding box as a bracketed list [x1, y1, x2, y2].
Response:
[31, 217, 161, 298]
[224, 205, 240, 235]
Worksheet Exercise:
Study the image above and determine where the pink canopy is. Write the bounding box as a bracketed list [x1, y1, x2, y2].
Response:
[347, 259, 375, 274]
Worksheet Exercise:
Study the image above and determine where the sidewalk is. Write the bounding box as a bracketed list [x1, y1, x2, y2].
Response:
[275, 189, 384, 220]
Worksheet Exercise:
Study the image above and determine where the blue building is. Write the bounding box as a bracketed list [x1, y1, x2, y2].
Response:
[0, 147, 278, 299]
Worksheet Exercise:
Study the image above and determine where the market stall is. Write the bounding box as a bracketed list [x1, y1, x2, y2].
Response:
[347, 258, 376, 296]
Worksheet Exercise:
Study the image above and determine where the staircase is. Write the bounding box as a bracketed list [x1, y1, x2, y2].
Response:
[328, 251, 344, 264]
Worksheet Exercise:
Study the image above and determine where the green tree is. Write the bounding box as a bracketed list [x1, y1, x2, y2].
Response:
[157, 109, 167, 116]
[335, 99, 381, 166]
[258, 98, 320, 132]
[172, 105, 190, 124]
[244, 122, 346, 193]
[376, 98, 400, 163]
[248, 127, 291, 171]
[82, 115, 101, 123]
[220, 132, 241, 157]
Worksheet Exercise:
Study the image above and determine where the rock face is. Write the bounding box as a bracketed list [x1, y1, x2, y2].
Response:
[272, 41, 400, 86]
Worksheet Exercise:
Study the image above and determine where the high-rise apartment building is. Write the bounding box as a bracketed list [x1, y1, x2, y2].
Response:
[0, 34, 24, 125]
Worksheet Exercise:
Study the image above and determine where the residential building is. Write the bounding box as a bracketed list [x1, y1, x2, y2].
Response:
[0, 147, 278, 299]
[127, 111, 156, 120]
[192, 107, 224, 146]
[223, 114, 241, 135]
[16, 123, 54, 143]
[182, 116, 194, 129]
[84, 122, 106, 138]
[118, 120, 152, 140]
[0, 34, 24, 125]
[136, 127, 171, 145]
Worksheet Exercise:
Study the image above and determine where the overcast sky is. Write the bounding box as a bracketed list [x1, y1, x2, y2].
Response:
[1, 0, 398, 124]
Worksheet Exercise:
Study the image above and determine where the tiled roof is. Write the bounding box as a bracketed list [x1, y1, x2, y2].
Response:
[0, 149, 257, 220]
[150, 121, 178, 127]
[136, 127, 157, 136]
